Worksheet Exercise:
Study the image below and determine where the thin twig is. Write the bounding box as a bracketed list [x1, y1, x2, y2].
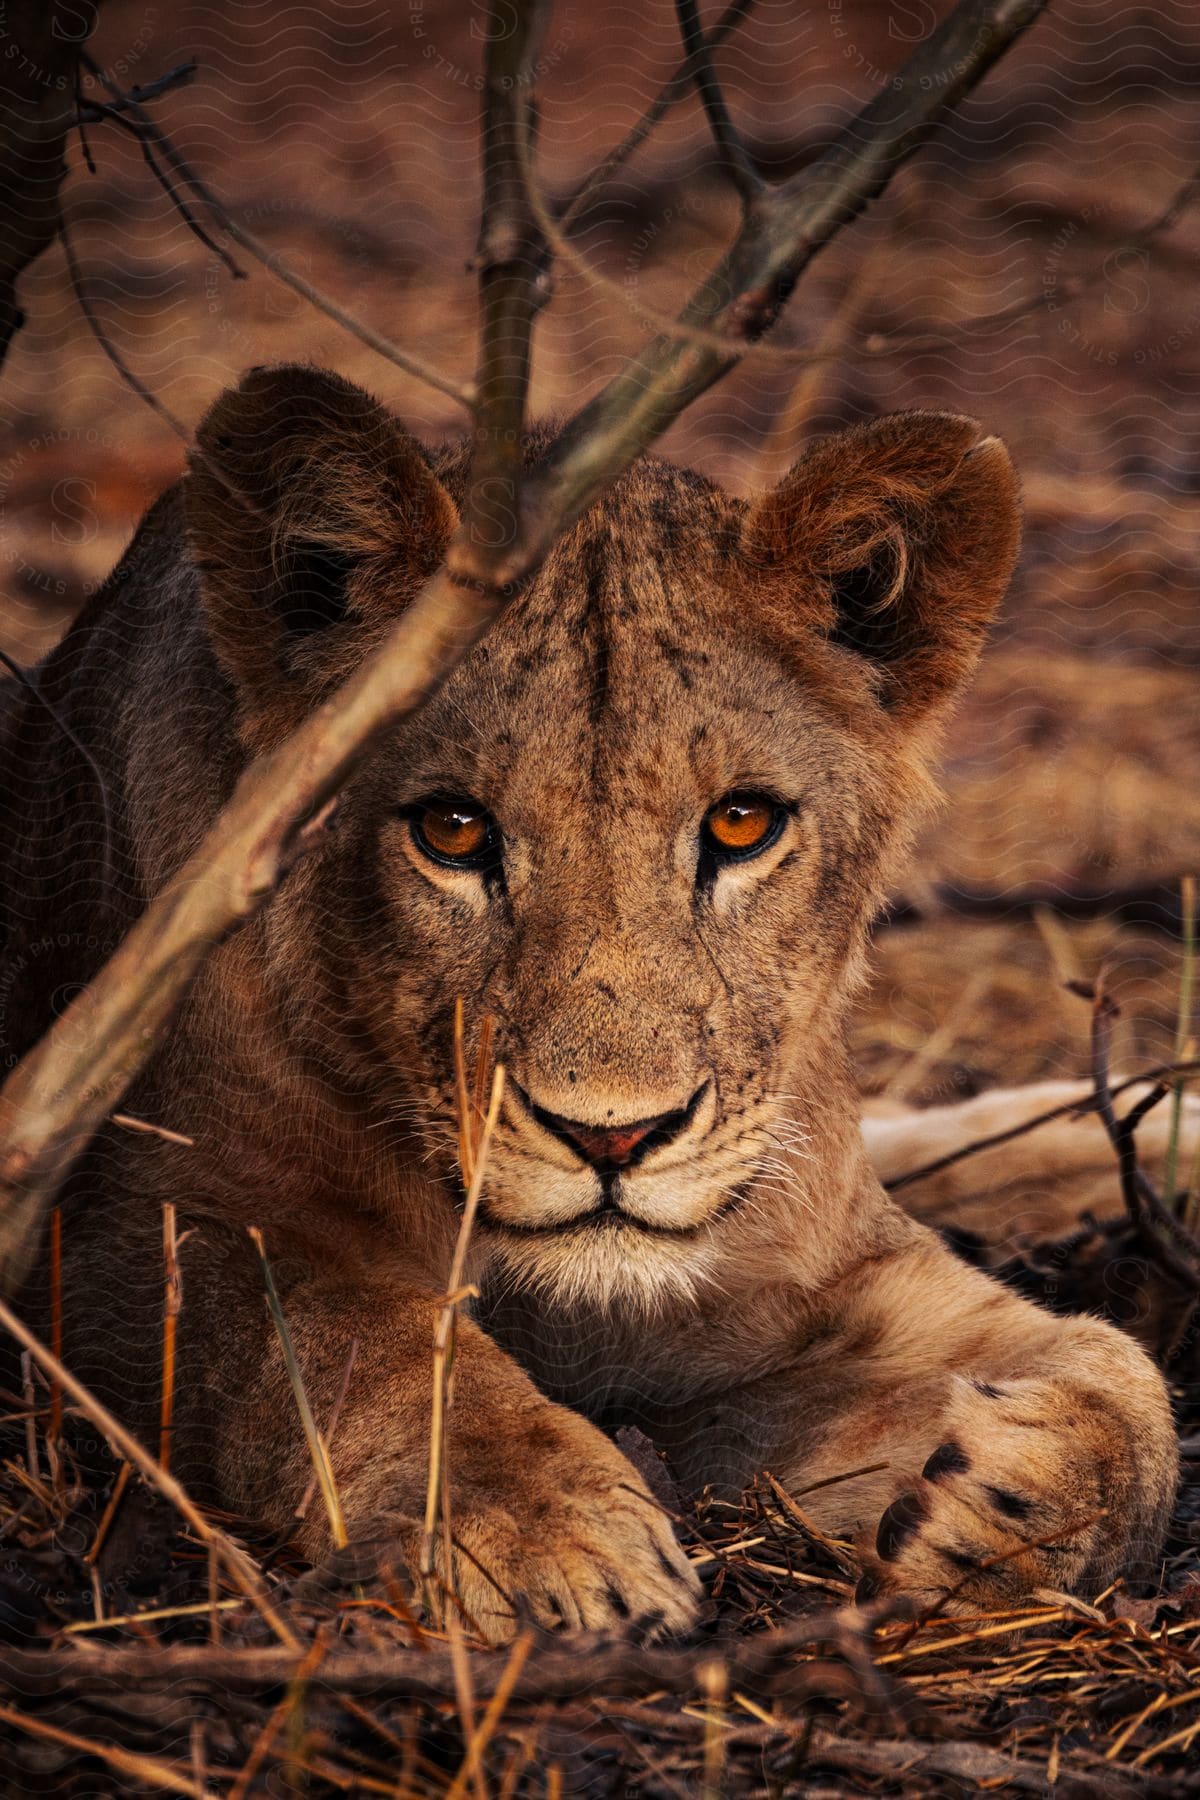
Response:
[420, 1067, 506, 1593]
[0, 1702, 217, 1799]
[0, 1292, 299, 1648]
[249, 1226, 348, 1549]
[76, 59, 198, 125]
[674, 0, 760, 201]
[1086, 982, 1200, 1290]
[558, 0, 756, 237]
[1165, 875, 1197, 1211]
[884, 1059, 1200, 1193]
[60, 216, 192, 443]
[159, 1202, 181, 1470]
[79, 80, 243, 276]
[513, 0, 1052, 573]
[78, 53, 472, 409]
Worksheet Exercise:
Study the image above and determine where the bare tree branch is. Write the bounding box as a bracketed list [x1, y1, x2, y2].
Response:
[79, 53, 474, 410]
[883, 1058, 1200, 1195]
[523, 0, 1049, 553]
[60, 217, 193, 443]
[0, 2, 99, 367]
[674, 0, 761, 202]
[1085, 982, 1200, 1290]
[557, 0, 757, 238]
[536, 140, 1200, 378]
[79, 58, 243, 278]
[0, 1606, 908, 1709]
[0, 0, 1048, 1284]
[76, 58, 198, 125]
[460, 3, 553, 555]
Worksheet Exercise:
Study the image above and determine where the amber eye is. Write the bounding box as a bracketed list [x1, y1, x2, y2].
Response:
[702, 791, 785, 862]
[410, 797, 497, 869]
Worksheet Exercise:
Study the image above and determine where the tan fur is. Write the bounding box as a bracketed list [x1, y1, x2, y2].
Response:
[0, 367, 1176, 1638]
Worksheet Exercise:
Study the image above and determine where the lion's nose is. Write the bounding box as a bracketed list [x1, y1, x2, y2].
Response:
[528, 1084, 708, 1171]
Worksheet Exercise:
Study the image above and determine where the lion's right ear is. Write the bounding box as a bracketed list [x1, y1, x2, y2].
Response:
[186, 365, 458, 741]
[743, 412, 1020, 727]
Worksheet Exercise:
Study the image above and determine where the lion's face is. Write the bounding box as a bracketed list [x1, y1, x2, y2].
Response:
[188, 369, 1020, 1306]
[349, 493, 897, 1301]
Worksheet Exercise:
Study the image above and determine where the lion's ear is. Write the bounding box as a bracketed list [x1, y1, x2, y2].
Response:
[744, 412, 1020, 723]
[186, 365, 458, 739]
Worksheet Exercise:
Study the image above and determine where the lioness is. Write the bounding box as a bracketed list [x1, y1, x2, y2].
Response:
[0, 366, 1177, 1636]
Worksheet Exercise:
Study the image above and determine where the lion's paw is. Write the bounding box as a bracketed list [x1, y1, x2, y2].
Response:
[424, 1412, 702, 1643]
[855, 1375, 1122, 1615]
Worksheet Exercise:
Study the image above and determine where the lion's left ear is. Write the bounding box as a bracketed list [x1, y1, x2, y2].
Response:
[743, 412, 1020, 723]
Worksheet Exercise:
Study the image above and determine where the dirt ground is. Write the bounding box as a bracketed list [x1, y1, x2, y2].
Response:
[2, 2, 1200, 1792]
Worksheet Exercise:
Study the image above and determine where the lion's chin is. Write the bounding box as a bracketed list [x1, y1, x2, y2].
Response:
[483, 1211, 721, 1315]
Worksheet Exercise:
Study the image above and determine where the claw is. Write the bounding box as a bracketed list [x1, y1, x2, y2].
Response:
[876, 1489, 927, 1560]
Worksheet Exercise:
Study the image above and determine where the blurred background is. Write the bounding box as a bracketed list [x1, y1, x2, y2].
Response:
[2, 0, 1198, 1104]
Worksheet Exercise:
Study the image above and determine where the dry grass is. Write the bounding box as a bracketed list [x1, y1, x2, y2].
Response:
[0, 1383, 1198, 1795]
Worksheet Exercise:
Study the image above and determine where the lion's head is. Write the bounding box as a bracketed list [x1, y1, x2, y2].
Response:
[186, 367, 1020, 1307]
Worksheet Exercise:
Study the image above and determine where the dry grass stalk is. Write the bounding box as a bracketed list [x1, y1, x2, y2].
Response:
[420, 1056, 506, 1614]
[454, 997, 477, 1191]
[472, 1015, 496, 1168]
[65, 1597, 243, 1635]
[1167, 874, 1197, 1214]
[0, 1289, 299, 1648]
[82, 1456, 132, 1568]
[700, 1657, 729, 1800]
[447, 1611, 484, 1800]
[0, 1699, 217, 1799]
[47, 1205, 62, 1444]
[294, 1335, 358, 1526]
[228, 1630, 329, 1800]
[112, 1112, 195, 1148]
[248, 1225, 348, 1551]
[207, 1545, 221, 1647]
[159, 1202, 181, 1471]
[447, 1631, 535, 1800]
